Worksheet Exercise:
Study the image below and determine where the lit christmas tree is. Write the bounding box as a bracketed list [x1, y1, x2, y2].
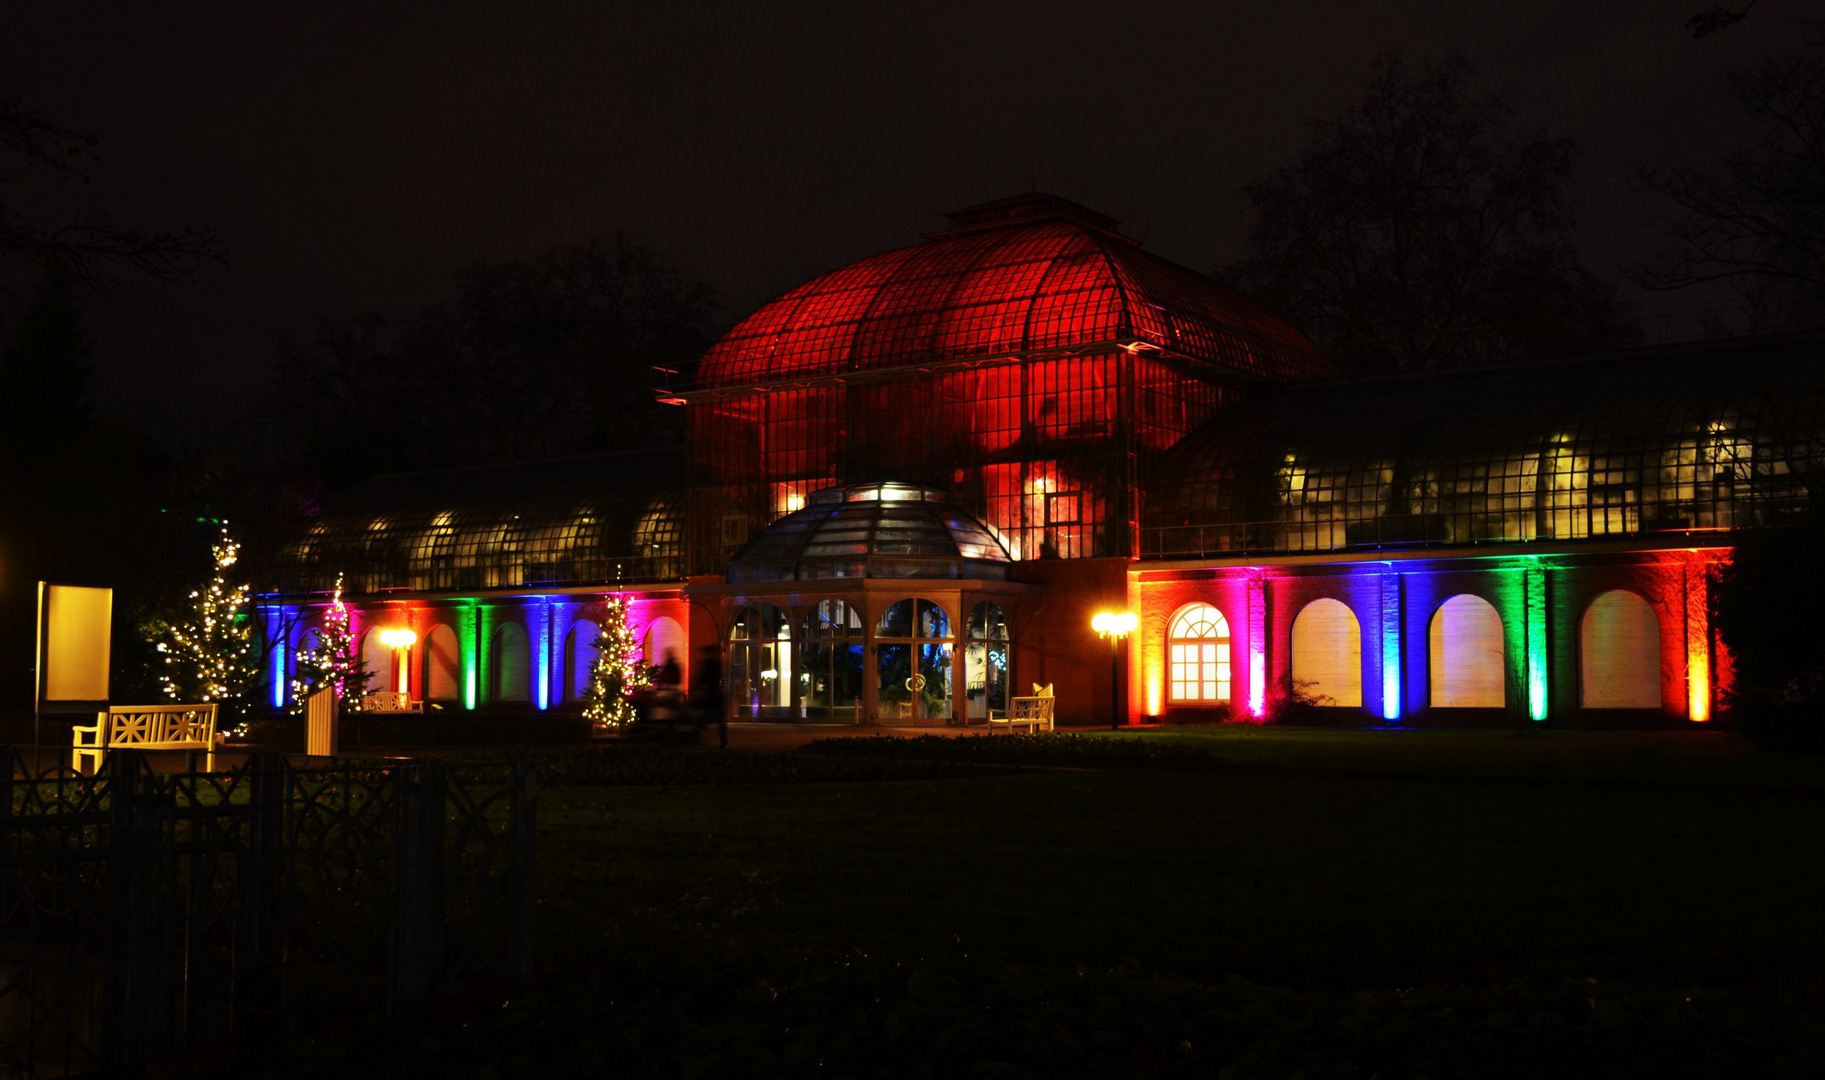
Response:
[290, 573, 370, 710]
[582, 594, 649, 730]
[154, 525, 260, 709]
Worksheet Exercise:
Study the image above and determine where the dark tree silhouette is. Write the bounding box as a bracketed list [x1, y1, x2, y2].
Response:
[1630, 27, 1825, 331]
[273, 234, 719, 485]
[1687, 4, 1756, 38]
[0, 275, 93, 451]
[1222, 53, 1635, 372]
[1711, 501, 1825, 752]
[0, 99, 221, 316]
[0, 281, 187, 710]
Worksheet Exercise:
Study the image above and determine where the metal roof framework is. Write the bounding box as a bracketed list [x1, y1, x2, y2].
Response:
[694, 218, 1333, 390]
[726, 483, 1013, 584]
[273, 448, 688, 597]
[1145, 335, 1825, 558]
[683, 206, 1333, 573]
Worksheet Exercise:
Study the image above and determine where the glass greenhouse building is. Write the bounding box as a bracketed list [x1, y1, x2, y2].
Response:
[259, 193, 1825, 729]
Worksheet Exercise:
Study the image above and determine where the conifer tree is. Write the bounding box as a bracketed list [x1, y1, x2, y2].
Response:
[153, 526, 259, 710]
[291, 573, 369, 709]
[582, 595, 648, 730]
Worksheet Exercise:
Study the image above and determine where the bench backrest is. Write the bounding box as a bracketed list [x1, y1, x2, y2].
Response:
[105, 704, 218, 748]
[1010, 696, 1055, 721]
[365, 692, 416, 713]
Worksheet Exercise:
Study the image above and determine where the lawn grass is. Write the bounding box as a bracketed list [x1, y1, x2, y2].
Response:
[251, 729, 1825, 1078]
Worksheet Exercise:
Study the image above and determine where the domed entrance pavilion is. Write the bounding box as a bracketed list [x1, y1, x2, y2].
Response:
[704, 482, 1038, 723]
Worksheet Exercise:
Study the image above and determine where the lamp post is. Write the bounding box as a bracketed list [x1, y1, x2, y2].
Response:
[378, 628, 417, 700]
[1091, 611, 1137, 730]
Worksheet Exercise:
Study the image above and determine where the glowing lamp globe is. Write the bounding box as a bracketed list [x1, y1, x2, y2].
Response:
[378, 628, 417, 648]
[1092, 612, 1137, 638]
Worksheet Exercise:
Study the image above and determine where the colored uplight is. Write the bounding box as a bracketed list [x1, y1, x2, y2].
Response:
[1525, 565, 1549, 722]
[1528, 656, 1549, 721]
[270, 608, 293, 709]
[461, 605, 479, 710]
[1146, 670, 1163, 716]
[1380, 641, 1401, 720]
[532, 604, 551, 711]
[1687, 563, 1711, 722]
[1248, 648, 1266, 718]
[1092, 611, 1137, 637]
[271, 639, 287, 709]
[1379, 571, 1402, 721]
[1688, 659, 1711, 722]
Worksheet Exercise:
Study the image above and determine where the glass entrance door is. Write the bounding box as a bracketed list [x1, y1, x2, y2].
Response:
[874, 598, 954, 724]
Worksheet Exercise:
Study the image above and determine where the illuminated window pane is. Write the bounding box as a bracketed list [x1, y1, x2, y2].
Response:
[1168, 603, 1231, 702]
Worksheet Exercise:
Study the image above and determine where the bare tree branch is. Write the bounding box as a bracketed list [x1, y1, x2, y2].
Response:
[1687, 3, 1756, 39]
[1222, 52, 1634, 372]
[1629, 31, 1825, 331]
[0, 99, 224, 316]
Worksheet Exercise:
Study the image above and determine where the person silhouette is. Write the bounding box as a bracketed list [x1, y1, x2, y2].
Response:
[692, 646, 725, 748]
[655, 649, 682, 694]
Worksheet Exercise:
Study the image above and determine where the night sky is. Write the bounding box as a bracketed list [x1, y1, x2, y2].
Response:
[2, 2, 1804, 460]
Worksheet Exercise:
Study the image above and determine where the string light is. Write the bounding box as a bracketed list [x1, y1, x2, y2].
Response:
[157, 525, 258, 708]
[291, 573, 370, 711]
[581, 594, 649, 731]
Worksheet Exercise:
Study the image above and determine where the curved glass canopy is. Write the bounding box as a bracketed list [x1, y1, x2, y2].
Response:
[726, 483, 1013, 583]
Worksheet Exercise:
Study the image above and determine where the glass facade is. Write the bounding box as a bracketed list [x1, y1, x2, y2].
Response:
[682, 207, 1331, 574]
[1147, 338, 1825, 558]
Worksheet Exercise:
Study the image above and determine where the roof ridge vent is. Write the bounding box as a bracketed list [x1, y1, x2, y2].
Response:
[918, 184, 1147, 244]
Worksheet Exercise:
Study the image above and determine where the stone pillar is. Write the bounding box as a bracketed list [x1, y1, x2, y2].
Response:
[1524, 563, 1550, 722]
[1685, 557, 1712, 722]
[1379, 567, 1403, 721]
[1246, 571, 1268, 718]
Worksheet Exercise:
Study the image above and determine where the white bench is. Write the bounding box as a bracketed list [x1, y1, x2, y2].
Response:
[72, 703, 218, 774]
[989, 695, 1055, 734]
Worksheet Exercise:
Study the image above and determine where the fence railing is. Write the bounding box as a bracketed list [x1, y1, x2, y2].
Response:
[0, 749, 536, 1077]
[1140, 513, 1742, 559]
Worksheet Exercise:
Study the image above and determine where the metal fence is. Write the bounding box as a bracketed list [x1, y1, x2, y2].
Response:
[1139, 514, 1740, 560]
[0, 750, 536, 1077]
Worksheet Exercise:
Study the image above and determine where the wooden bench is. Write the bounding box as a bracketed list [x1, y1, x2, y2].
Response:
[72, 703, 218, 774]
[989, 695, 1055, 734]
[364, 692, 422, 714]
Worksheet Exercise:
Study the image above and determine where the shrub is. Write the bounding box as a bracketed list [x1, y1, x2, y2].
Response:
[1711, 513, 1825, 753]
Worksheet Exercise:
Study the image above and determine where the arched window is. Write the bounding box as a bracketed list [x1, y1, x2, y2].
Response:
[563, 620, 599, 704]
[424, 624, 460, 701]
[966, 601, 1010, 720]
[1428, 595, 1504, 708]
[493, 621, 530, 702]
[876, 598, 953, 722]
[1581, 590, 1661, 708]
[1169, 604, 1231, 703]
[799, 600, 865, 720]
[360, 629, 394, 694]
[730, 603, 791, 718]
[644, 615, 686, 670]
[1290, 598, 1361, 708]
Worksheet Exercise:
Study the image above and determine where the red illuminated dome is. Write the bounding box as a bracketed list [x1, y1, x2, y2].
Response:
[697, 194, 1333, 388]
